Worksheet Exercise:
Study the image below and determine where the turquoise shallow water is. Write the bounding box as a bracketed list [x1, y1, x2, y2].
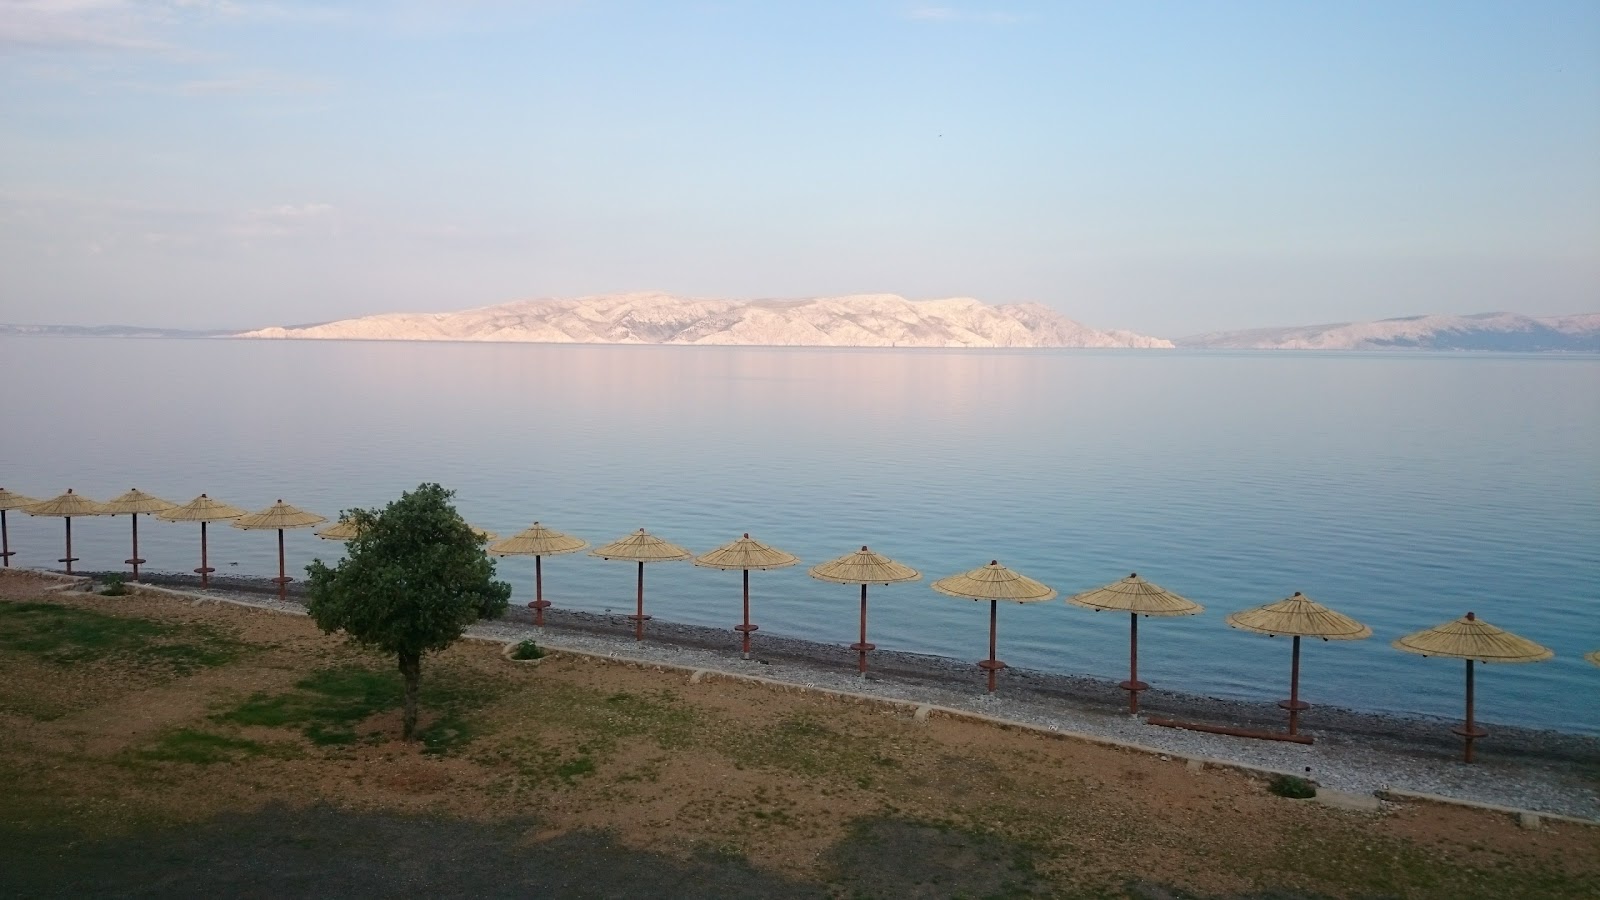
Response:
[3, 337, 1597, 734]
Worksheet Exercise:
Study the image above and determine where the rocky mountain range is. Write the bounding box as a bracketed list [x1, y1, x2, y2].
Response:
[234, 292, 1175, 349]
[1179, 312, 1600, 351]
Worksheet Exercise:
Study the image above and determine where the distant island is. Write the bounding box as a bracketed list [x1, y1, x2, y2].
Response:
[4, 298, 1597, 351]
[1179, 312, 1600, 352]
[232, 292, 1173, 349]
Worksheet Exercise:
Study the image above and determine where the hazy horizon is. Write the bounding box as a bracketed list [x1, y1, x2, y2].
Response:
[3, 2, 1597, 336]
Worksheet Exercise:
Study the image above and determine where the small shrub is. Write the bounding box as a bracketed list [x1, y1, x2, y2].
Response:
[1268, 774, 1317, 799]
[510, 639, 545, 661]
[101, 574, 128, 597]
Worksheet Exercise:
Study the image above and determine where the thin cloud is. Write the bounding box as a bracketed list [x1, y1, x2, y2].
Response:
[906, 6, 1023, 25]
[0, 0, 343, 51]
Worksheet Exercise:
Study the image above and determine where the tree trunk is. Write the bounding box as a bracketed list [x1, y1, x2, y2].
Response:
[398, 650, 421, 741]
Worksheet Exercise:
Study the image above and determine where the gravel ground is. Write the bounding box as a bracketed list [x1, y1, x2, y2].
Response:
[74, 569, 1600, 821]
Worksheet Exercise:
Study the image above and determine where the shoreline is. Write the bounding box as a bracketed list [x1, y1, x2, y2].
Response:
[54, 568, 1600, 820]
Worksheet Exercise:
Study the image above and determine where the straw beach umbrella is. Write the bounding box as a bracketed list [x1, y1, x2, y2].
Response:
[232, 500, 326, 602]
[316, 518, 493, 544]
[0, 489, 39, 568]
[315, 518, 362, 541]
[99, 489, 177, 581]
[695, 533, 800, 660]
[591, 528, 692, 641]
[1226, 592, 1371, 736]
[24, 489, 105, 575]
[491, 522, 588, 629]
[157, 494, 247, 587]
[1393, 612, 1553, 763]
[1587, 650, 1599, 667]
[1068, 573, 1203, 714]
[932, 561, 1056, 694]
[810, 546, 921, 676]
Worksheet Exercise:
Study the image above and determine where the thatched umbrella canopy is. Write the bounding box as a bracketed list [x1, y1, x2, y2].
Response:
[232, 500, 327, 602]
[24, 489, 105, 575]
[1226, 592, 1371, 736]
[1393, 612, 1553, 763]
[932, 561, 1056, 694]
[315, 518, 362, 542]
[591, 529, 692, 641]
[469, 525, 497, 543]
[695, 533, 799, 659]
[1587, 650, 1599, 668]
[1067, 573, 1202, 713]
[809, 546, 920, 676]
[100, 489, 177, 581]
[157, 494, 247, 587]
[490, 523, 588, 629]
[0, 488, 39, 569]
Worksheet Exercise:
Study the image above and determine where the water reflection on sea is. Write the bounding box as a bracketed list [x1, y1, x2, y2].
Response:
[3, 337, 1597, 734]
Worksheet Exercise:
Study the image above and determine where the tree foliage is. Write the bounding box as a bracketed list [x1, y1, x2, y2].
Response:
[305, 483, 510, 739]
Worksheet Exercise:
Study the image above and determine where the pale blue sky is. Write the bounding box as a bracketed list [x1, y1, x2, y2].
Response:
[2, 1, 1596, 336]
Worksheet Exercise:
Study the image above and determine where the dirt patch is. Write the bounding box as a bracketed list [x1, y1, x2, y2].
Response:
[2, 586, 1598, 898]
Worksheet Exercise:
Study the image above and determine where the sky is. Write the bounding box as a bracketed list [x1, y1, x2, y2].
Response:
[1, 1, 1596, 337]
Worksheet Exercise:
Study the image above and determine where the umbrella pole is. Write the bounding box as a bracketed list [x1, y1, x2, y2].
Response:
[849, 584, 876, 676]
[530, 555, 549, 630]
[2, 509, 11, 567]
[1279, 635, 1310, 735]
[197, 521, 211, 587]
[1120, 612, 1150, 714]
[736, 568, 756, 660]
[127, 514, 142, 581]
[631, 560, 647, 641]
[62, 516, 75, 575]
[1453, 658, 1488, 763]
[275, 528, 288, 602]
[976, 598, 1007, 694]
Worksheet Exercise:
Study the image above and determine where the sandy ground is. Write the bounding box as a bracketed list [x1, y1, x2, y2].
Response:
[108, 568, 1600, 820]
[3, 569, 1599, 898]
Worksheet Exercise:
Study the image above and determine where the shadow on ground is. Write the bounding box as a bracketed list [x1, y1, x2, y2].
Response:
[3, 805, 1343, 899]
[3, 805, 816, 899]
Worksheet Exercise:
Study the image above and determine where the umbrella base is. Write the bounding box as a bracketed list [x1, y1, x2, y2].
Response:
[978, 659, 1007, 672]
[124, 557, 146, 566]
[734, 624, 759, 633]
[627, 614, 653, 623]
[1452, 724, 1489, 739]
[528, 600, 552, 611]
[271, 576, 293, 586]
[194, 566, 215, 575]
[1277, 699, 1311, 712]
[1119, 679, 1149, 693]
[849, 642, 876, 652]
[58, 557, 79, 565]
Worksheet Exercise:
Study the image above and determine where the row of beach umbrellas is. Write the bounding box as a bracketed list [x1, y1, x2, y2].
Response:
[1, 488, 1589, 762]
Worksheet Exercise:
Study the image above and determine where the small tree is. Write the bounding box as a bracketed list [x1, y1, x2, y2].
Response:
[305, 483, 511, 740]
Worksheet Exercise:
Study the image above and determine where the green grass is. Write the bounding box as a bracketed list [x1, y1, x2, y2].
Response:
[0, 601, 248, 675]
[1267, 774, 1317, 799]
[137, 728, 296, 765]
[509, 639, 544, 661]
[217, 663, 501, 751]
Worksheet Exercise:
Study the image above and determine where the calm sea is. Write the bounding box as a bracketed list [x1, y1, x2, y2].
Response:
[3, 337, 1597, 734]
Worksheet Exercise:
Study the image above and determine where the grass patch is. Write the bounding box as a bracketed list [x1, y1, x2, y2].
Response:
[217, 663, 501, 751]
[1267, 774, 1317, 799]
[509, 639, 545, 661]
[137, 728, 295, 765]
[0, 601, 248, 675]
